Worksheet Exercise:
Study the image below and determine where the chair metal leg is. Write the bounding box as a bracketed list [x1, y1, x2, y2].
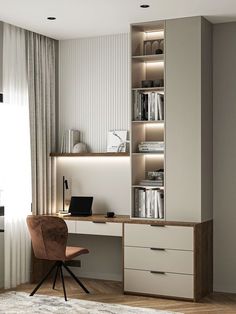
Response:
[52, 261, 60, 289]
[30, 262, 57, 296]
[59, 264, 67, 301]
[62, 262, 89, 294]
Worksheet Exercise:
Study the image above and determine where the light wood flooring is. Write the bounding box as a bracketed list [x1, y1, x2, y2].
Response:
[1, 278, 236, 314]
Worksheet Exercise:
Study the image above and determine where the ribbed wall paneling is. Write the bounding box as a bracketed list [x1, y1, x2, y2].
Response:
[59, 33, 130, 152]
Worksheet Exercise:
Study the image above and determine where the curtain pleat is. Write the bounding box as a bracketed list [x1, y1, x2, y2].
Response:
[1, 23, 31, 289]
[26, 32, 57, 215]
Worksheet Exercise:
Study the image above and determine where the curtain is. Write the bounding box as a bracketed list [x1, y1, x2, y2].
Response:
[26, 32, 57, 215]
[0, 24, 31, 288]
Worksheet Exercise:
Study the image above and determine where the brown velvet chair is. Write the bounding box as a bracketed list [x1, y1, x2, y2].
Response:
[26, 215, 89, 301]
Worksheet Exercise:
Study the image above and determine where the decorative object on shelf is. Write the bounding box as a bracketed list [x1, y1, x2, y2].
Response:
[141, 80, 153, 88]
[72, 142, 88, 153]
[153, 79, 164, 87]
[107, 130, 128, 152]
[155, 48, 163, 54]
[106, 211, 115, 218]
[61, 129, 80, 153]
[138, 141, 164, 153]
[159, 39, 164, 52]
[151, 40, 159, 54]
[143, 40, 152, 55]
[143, 39, 164, 56]
[61, 175, 70, 213]
[139, 169, 164, 187]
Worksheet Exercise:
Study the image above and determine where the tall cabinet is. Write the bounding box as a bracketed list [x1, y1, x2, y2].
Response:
[125, 16, 213, 301]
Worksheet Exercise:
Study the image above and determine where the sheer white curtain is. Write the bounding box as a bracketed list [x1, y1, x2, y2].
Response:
[0, 24, 31, 288]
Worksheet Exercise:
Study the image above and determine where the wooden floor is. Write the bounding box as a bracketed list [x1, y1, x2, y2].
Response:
[2, 278, 236, 314]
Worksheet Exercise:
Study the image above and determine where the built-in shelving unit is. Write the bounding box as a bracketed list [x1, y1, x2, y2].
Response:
[50, 152, 129, 157]
[131, 21, 165, 220]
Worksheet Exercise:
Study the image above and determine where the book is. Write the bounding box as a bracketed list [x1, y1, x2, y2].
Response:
[157, 191, 164, 219]
[132, 91, 164, 121]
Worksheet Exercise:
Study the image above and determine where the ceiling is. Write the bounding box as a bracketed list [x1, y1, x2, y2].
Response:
[0, 0, 236, 40]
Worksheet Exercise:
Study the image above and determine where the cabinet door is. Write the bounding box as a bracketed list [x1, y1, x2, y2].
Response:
[165, 16, 202, 222]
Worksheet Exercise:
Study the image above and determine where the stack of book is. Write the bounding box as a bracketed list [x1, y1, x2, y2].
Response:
[139, 179, 163, 187]
[134, 188, 164, 219]
[138, 141, 164, 153]
[133, 91, 164, 121]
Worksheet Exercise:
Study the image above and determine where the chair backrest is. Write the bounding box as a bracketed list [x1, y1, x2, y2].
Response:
[26, 215, 68, 261]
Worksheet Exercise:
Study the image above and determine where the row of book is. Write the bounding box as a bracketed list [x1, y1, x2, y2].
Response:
[138, 141, 164, 153]
[133, 91, 164, 121]
[134, 188, 164, 219]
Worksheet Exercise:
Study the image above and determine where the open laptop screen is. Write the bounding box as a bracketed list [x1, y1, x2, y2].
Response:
[68, 196, 93, 216]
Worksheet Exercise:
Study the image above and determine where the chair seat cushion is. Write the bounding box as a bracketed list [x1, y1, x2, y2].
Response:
[65, 246, 89, 260]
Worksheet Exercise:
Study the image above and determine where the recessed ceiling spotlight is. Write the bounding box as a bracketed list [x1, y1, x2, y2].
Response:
[47, 17, 56, 20]
[140, 4, 150, 8]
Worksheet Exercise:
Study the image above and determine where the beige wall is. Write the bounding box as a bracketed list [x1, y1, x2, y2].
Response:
[213, 22, 236, 293]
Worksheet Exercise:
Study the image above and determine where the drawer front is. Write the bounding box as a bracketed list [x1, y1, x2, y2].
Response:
[124, 246, 193, 274]
[65, 220, 76, 233]
[124, 224, 193, 250]
[75, 221, 122, 237]
[124, 269, 194, 299]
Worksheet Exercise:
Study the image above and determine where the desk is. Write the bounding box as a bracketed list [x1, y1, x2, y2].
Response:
[32, 214, 212, 301]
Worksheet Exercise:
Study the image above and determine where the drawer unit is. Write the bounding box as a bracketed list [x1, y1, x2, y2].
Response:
[75, 221, 122, 237]
[124, 269, 194, 299]
[65, 220, 76, 233]
[124, 223, 193, 250]
[124, 246, 194, 274]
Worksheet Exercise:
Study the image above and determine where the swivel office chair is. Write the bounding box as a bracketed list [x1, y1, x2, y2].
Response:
[26, 215, 89, 301]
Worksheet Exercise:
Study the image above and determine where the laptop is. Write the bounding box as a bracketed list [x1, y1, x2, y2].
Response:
[68, 196, 93, 216]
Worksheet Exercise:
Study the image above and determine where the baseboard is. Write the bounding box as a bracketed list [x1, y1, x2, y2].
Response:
[213, 286, 236, 294]
[0, 279, 4, 289]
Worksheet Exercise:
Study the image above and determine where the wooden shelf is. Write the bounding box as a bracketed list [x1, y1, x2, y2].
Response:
[132, 185, 164, 189]
[132, 87, 164, 92]
[132, 54, 164, 62]
[132, 120, 164, 124]
[132, 152, 164, 156]
[50, 152, 130, 157]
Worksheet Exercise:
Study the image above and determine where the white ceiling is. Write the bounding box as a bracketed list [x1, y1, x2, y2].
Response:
[0, 0, 236, 40]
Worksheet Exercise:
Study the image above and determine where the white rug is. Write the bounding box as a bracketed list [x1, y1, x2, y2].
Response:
[0, 292, 181, 314]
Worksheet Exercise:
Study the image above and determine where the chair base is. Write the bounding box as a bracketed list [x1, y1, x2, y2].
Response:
[30, 260, 89, 301]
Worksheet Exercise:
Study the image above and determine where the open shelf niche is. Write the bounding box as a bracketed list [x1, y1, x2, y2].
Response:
[131, 20, 165, 220]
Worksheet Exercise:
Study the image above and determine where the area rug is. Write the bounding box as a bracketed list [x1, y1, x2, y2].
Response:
[0, 292, 181, 314]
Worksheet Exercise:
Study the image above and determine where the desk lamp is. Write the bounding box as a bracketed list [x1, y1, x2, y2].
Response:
[62, 176, 69, 212]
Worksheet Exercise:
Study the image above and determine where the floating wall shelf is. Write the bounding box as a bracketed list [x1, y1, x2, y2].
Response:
[50, 152, 130, 157]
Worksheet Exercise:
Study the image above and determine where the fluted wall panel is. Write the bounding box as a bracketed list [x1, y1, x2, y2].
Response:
[59, 33, 130, 152]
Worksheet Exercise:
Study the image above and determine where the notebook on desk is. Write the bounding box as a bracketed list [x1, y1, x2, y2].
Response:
[68, 196, 93, 216]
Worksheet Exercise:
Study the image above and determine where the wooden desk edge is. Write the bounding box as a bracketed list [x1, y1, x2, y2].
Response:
[41, 214, 200, 227]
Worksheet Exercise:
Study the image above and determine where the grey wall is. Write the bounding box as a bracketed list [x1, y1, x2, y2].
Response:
[213, 22, 236, 293]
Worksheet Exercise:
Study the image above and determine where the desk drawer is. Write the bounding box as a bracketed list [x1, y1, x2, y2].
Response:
[124, 224, 193, 250]
[75, 221, 122, 237]
[124, 269, 194, 299]
[124, 246, 193, 274]
[65, 220, 76, 233]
